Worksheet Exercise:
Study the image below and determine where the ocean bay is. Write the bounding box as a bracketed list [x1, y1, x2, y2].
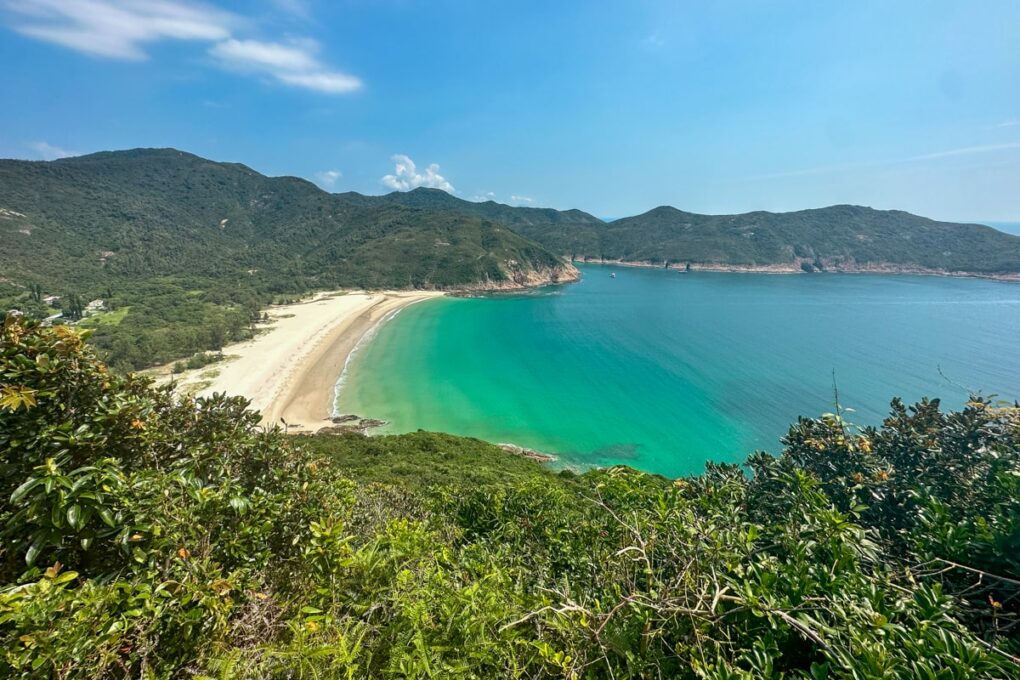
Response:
[337, 265, 1020, 477]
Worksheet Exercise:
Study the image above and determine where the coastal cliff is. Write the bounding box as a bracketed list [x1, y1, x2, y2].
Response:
[453, 261, 581, 292]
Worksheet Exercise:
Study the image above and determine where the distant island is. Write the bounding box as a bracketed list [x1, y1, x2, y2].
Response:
[2, 147, 1020, 373]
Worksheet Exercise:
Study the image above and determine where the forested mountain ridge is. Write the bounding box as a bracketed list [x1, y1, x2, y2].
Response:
[383, 190, 1020, 277]
[0, 149, 575, 369]
[0, 148, 574, 294]
[2, 147, 1018, 371]
[574, 204, 1020, 275]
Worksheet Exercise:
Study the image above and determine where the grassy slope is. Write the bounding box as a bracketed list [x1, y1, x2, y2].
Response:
[296, 431, 581, 491]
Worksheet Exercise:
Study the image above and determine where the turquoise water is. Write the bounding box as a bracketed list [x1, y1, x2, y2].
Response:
[337, 266, 1020, 477]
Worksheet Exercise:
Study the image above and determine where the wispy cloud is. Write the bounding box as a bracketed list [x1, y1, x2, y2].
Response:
[381, 155, 455, 193]
[210, 38, 360, 93]
[3, 0, 361, 94]
[4, 0, 234, 60]
[993, 119, 1020, 128]
[511, 194, 534, 204]
[902, 142, 1020, 161]
[314, 169, 342, 188]
[28, 141, 77, 160]
[751, 141, 1020, 180]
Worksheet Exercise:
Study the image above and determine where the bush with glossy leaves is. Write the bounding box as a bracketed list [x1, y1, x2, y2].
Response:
[2, 316, 1017, 678]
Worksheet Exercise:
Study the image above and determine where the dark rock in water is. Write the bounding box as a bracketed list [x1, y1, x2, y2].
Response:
[331, 414, 360, 424]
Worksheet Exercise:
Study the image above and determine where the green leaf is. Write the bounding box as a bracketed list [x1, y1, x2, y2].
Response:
[53, 571, 78, 585]
[67, 504, 82, 530]
[25, 540, 43, 566]
[98, 507, 116, 528]
[10, 477, 40, 503]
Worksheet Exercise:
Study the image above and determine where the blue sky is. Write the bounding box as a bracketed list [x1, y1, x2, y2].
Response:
[2, 1, 1019, 221]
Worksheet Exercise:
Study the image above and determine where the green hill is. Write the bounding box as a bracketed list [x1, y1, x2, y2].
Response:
[0, 149, 574, 293]
[525, 204, 1020, 275]
[381, 190, 1020, 276]
[0, 149, 575, 369]
[3, 147, 1019, 371]
[371, 186, 608, 255]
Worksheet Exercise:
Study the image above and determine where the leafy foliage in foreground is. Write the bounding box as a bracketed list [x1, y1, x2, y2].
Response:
[2, 317, 1018, 678]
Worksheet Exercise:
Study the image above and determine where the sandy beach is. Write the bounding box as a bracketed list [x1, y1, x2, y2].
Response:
[155, 290, 443, 433]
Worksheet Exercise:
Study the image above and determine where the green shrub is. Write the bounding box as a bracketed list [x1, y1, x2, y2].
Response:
[1, 316, 1017, 677]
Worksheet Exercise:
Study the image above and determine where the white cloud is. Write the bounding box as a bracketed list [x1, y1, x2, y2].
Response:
[511, 194, 534, 204]
[3, 0, 361, 94]
[273, 69, 361, 93]
[314, 169, 342, 188]
[211, 37, 317, 71]
[4, 0, 235, 60]
[28, 141, 77, 160]
[210, 38, 361, 93]
[381, 155, 455, 193]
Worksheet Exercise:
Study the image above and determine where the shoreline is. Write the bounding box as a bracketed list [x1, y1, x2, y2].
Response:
[575, 258, 1020, 282]
[153, 290, 444, 433]
[266, 291, 443, 433]
[150, 265, 578, 436]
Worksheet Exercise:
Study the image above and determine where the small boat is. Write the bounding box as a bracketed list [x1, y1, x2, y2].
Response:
[610, 272, 616, 279]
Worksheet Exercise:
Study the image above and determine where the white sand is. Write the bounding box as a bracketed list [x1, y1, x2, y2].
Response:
[155, 290, 443, 432]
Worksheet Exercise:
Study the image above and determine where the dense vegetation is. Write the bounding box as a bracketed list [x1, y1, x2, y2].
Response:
[0, 149, 572, 370]
[573, 205, 1020, 273]
[3, 148, 1019, 373]
[367, 187, 1020, 274]
[2, 316, 1018, 677]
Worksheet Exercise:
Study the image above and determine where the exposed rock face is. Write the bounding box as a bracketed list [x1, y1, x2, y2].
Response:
[497, 443, 556, 462]
[453, 262, 581, 292]
[319, 415, 389, 435]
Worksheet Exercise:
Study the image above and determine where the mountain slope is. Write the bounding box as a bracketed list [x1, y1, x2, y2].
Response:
[357, 186, 609, 256]
[0, 149, 576, 369]
[519, 204, 1020, 276]
[0, 148, 576, 294]
[360, 185, 1020, 278]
